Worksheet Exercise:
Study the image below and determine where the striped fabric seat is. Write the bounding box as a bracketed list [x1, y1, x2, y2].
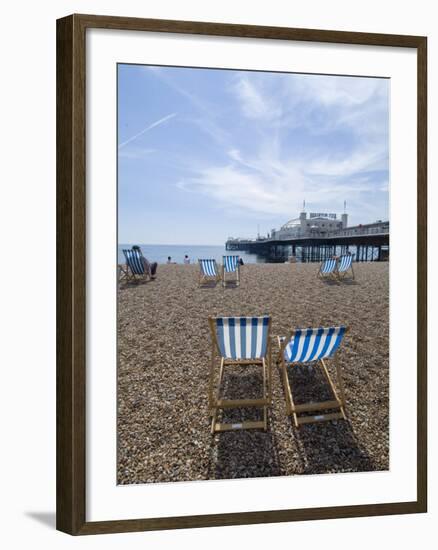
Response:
[214, 316, 270, 360]
[223, 255, 239, 273]
[123, 249, 145, 275]
[199, 259, 218, 277]
[320, 258, 337, 274]
[338, 254, 353, 273]
[284, 326, 346, 363]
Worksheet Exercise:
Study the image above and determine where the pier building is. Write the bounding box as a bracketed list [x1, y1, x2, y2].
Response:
[226, 208, 388, 263]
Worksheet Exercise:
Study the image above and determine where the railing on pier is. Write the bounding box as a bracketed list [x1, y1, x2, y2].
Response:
[226, 223, 389, 263]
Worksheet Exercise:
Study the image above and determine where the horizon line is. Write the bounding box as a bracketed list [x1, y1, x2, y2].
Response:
[118, 242, 227, 246]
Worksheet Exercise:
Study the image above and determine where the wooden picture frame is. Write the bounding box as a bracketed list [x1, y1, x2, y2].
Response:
[57, 13, 427, 535]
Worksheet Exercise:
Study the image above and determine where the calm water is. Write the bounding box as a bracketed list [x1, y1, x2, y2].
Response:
[118, 243, 384, 265]
[117, 244, 267, 265]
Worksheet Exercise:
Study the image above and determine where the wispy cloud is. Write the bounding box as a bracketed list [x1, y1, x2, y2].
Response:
[118, 147, 156, 159]
[178, 153, 377, 219]
[232, 76, 282, 121]
[143, 67, 233, 149]
[120, 66, 389, 242]
[174, 71, 389, 224]
[118, 113, 176, 149]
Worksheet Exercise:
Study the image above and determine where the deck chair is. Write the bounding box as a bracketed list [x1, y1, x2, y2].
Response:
[336, 254, 355, 280]
[122, 249, 150, 282]
[118, 263, 129, 282]
[208, 316, 272, 434]
[222, 255, 240, 287]
[278, 326, 348, 428]
[318, 258, 337, 280]
[198, 259, 221, 286]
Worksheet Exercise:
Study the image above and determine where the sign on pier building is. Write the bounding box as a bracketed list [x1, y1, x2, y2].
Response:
[309, 212, 337, 219]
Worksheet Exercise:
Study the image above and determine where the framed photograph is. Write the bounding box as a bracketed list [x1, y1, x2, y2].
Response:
[56, 14, 427, 535]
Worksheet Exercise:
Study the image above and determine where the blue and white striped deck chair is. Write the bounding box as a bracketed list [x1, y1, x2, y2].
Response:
[336, 254, 355, 280]
[122, 249, 150, 282]
[208, 316, 272, 433]
[277, 326, 349, 427]
[318, 258, 337, 280]
[222, 255, 240, 287]
[198, 259, 220, 286]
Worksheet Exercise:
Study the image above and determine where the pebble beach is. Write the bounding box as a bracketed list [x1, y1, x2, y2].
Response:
[117, 262, 389, 484]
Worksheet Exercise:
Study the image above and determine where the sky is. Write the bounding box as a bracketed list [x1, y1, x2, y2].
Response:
[118, 64, 389, 245]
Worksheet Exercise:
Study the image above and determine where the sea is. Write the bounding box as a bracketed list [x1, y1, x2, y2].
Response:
[118, 243, 382, 265]
[118, 244, 266, 265]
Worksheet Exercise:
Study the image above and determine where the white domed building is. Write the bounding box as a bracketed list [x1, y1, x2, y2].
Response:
[271, 210, 348, 240]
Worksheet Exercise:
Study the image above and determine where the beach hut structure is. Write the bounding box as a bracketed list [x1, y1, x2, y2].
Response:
[198, 259, 221, 286]
[278, 326, 349, 427]
[222, 255, 240, 287]
[208, 316, 272, 434]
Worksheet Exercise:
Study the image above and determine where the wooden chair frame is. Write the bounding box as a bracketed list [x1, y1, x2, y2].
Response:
[277, 327, 349, 428]
[221, 259, 240, 287]
[208, 317, 272, 434]
[336, 256, 355, 281]
[122, 250, 152, 283]
[317, 258, 338, 281]
[118, 263, 129, 282]
[198, 260, 221, 287]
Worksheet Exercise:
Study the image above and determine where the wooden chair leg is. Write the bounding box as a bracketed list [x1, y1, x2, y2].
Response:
[262, 359, 268, 431]
[210, 359, 225, 434]
[335, 357, 347, 417]
[210, 410, 218, 434]
[284, 368, 292, 413]
[319, 359, 347, 420]
[279, 358, 348, 427]
[282, 360, 299, 427]
[208, 351, 216, 413]
[267, 359, 270, 396]
[281, 360, 291, 414]
[210, 358, 271, 433]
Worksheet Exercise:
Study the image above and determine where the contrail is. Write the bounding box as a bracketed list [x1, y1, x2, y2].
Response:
[118, 113, 176, 149]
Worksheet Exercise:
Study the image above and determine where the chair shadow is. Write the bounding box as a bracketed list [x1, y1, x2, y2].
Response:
[200, 281, 219, 289]
[25, 511, 56, 529]
[222, 281, 239, 289]
[119, 278, 155, 289]
[293, 421, 375, 474]
[339, 279, 358, 285]
[320, 279, 340, 286]
[209, 429, 282, 480]
[208, 369, 282, 480]
[281, 364, 375, 474]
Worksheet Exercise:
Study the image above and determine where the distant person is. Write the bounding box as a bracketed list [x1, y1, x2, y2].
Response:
[167, 256, 172, 264]
[238, 258, 244, 266]
[132, 245, 157, 279]
[183, 254, 190, 264]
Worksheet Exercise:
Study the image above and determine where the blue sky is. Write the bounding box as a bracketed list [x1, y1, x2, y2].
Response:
[118, 64, 389, 245]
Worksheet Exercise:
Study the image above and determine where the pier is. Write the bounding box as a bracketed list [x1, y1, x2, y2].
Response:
[226, 221, 389, 263]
